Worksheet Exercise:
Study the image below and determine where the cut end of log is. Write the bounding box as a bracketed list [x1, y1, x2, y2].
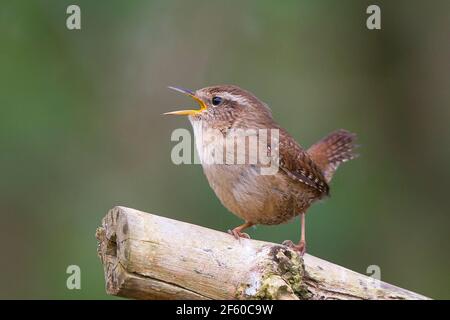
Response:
[96, 206, 430, 300]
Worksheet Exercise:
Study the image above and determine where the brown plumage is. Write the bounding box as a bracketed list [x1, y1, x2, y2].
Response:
[165, 85, 358, 255]
[308, 129, 358, 183]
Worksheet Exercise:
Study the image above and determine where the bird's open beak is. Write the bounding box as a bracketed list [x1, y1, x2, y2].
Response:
[164, 86, 207, 116]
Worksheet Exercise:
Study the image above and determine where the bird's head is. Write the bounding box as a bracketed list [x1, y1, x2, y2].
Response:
[164, 85, 273, 129]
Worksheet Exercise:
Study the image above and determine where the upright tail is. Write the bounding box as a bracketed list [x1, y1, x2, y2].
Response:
[307, 129, 358, 183]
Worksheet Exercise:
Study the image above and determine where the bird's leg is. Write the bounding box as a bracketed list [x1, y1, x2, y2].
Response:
[299, 212, 306, 254]
[282, 212, 306, 256]
[228, 221, 254, 240]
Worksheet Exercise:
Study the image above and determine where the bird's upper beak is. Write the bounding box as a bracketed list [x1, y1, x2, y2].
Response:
[164, 86, 207, 116]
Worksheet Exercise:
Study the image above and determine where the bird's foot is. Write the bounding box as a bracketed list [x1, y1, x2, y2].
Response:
[228, 228, 251, 241]
[282, 240, 306, 256]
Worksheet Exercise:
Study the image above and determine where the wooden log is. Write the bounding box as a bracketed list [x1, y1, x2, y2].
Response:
[95, 206, 430, 300]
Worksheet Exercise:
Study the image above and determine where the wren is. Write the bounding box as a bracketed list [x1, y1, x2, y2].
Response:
[165, 85, 357, 255]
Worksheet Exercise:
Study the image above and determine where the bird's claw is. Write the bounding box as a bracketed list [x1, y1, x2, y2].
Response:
[228, 229, 251, 241]
[282, 240, 306, 256]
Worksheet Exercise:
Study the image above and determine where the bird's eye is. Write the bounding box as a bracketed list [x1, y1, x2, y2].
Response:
[212, 96, 223, 106]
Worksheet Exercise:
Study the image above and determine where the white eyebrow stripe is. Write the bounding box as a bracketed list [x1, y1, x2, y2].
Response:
[218, 92, 250, 105]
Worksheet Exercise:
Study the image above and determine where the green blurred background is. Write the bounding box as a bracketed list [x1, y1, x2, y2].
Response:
[1, 0, 449, 299]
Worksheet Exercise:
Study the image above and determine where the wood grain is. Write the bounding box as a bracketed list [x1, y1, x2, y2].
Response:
[96, 206, 429, 300]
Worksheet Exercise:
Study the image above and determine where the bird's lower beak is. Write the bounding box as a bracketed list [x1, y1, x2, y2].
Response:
[164, 86, 207, 116]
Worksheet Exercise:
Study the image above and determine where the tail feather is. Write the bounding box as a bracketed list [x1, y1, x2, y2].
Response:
[307, 129, 358, 182]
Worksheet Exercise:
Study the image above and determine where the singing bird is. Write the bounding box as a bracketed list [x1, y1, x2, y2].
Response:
[165, 85, 357, 255]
